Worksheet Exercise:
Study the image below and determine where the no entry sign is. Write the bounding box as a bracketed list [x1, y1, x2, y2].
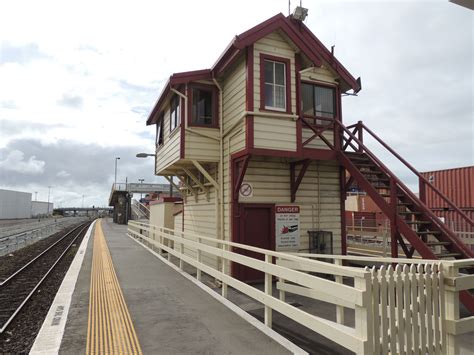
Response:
[239, 182, 253, 198]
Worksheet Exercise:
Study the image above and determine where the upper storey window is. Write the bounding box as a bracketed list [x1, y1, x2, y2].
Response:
[264, 59, 286, 110]
[301, 83, 336, 124]
[170, 95, 181, 132]
[261, 54, 291, 113]
[190, 86, 217, 127]
[156, 114, 164, 147]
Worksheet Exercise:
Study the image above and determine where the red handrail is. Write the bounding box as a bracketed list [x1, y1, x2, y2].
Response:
[359, 122, 473, 227]
[334, 120, 474, 258]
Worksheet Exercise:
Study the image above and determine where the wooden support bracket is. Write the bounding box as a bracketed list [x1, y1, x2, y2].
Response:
[182, 167, 209, 201]
[232, 155, 250, 200]
[192, 160, 219, 191]
[177, 176, 198, 202]
[290, 159, 310, 203]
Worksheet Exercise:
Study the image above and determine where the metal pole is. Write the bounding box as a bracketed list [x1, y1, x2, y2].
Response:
[47, 186, 52, 216]
[114, 157, 120, 185]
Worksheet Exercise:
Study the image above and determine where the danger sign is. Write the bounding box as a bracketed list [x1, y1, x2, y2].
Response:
[239, 182, 253, 197]
[275, 205, 300, 250]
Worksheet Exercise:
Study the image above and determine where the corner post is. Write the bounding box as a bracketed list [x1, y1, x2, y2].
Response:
[445, 264, 460, 355]
[354, 271, 373, 355]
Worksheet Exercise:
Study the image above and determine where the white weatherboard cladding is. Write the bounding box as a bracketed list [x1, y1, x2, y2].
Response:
[0, 189, 32, 219]
[238, 157, 342, 254]
[156, 105, 181, 174]
[185, 127, 220, 161]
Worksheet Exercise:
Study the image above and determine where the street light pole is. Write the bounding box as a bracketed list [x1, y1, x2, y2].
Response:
[47, 186, 52, 216]
[114, 157, 121, 186]
[138, 179, 145, 200]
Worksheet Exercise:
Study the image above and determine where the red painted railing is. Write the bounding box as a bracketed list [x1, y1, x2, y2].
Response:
[348, 121, 473, 228]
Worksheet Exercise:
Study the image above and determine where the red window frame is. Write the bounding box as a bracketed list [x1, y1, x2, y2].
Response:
[259, 53, 292, 114]
[301, 80, 339, 127]
[187, 84, 219, 128]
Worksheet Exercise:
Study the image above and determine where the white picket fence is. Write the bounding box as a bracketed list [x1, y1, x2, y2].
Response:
[127, 221, 473, 355]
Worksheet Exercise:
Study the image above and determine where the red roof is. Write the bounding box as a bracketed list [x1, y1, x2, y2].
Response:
[147, 13, 360, 125]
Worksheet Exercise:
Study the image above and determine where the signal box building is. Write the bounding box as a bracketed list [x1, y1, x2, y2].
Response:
[146, 14, 473, 280]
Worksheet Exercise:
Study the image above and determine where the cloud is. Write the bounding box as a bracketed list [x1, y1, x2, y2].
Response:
[0, 149, 45, 174]
[57, 93, 84, 109]
[56, 170, 70, 178]
[0, 42, 49, 65]
[0, 138, 165, 206]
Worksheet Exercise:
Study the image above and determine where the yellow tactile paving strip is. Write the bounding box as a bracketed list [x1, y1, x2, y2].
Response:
[86, 220, 142, 355]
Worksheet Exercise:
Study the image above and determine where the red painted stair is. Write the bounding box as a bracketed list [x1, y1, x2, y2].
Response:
[334, 120, 474, 314]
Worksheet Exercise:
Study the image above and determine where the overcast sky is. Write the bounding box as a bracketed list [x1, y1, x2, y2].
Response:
[0, 0, 472, 207]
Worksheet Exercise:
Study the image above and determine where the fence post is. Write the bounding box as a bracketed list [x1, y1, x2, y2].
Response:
[196, 237, 202, 281]
[444, 264, 460, 355]
[278, 257, 286, 302]
[264, 254, 273, 328]
[354, 271, 373, 355]
[221, 243, 228, 298]
[335, 259, 345, 325]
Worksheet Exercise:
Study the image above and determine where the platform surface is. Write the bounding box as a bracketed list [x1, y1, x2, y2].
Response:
[60, 218, 290, 354]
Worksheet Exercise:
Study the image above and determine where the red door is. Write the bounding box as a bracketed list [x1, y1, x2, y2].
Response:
[234, 204, 274, 283]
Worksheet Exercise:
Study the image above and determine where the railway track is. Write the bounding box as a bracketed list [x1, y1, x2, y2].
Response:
[0, 221, 92, 334]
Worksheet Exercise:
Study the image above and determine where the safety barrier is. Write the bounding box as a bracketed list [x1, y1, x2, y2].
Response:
[128, 221, 473, 354]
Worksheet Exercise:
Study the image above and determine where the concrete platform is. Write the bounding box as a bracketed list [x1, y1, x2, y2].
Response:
[59, 218, 291, 354]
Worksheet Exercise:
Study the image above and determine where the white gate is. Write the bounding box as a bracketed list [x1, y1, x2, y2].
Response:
[367, 263, 445, 355]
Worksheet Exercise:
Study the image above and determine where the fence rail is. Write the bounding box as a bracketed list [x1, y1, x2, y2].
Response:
[128, 221, 473, 355]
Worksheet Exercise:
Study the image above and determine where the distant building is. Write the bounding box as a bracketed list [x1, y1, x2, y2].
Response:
[0, 189, 32, 219]
[31, 201, 54, 217]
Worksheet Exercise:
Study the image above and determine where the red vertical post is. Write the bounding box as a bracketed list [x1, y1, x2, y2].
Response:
[357, 121, 363, 153]
[389, 177, 399, 258]
[340, 167, 347, 256]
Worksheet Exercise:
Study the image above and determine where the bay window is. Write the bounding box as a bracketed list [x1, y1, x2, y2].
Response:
[189, 86, 218, 127]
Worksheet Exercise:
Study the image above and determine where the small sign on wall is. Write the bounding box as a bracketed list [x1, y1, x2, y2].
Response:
[239, 182, 253, 198]
[275, 205, 300, 250]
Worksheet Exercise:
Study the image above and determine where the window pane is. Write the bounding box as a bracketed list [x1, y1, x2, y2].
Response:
[156, 119, 163, 145]
[274, 62, 285, 85]
[264, 60, 274, 84]
[192, 89, 213, 125]
[274, 85, 285, 109]
[314, 86, 335, 118]
[265, 84, 274, 107]
[301, 83, 314, 116]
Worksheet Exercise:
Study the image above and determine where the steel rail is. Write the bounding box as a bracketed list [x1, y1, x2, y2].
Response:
[0, 222, 90, 334]
[0, 222, 89, 286]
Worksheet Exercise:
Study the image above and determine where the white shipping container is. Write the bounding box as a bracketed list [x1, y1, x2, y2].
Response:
[0, 189, 32, 219]
[31, 201, 54, 217]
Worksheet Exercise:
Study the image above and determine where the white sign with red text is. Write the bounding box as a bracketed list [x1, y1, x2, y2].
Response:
[275, 205, 300, 250]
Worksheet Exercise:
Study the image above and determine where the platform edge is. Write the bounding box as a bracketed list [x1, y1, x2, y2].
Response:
[29, 220, 97, 355]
